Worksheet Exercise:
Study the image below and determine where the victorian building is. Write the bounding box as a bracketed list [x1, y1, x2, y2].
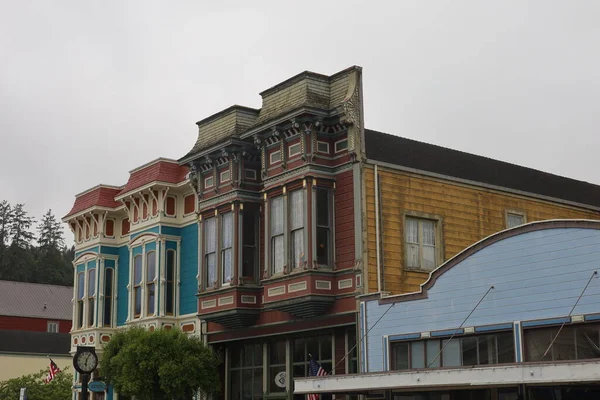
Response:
[63, 65, 600, 400]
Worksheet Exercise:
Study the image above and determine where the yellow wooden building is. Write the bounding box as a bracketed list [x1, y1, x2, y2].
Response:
[359, 129, 600, 295]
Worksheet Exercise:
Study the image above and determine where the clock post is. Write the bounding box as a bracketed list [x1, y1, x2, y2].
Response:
[73, 346, 98, 400]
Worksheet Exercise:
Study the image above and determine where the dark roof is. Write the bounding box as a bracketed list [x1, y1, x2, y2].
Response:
[0, 330, 70, 355]
[0, 280, 73, 320]
[365, 129, 600, 209]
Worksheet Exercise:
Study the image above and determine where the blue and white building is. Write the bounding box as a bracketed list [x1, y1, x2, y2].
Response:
[295, 220, 600, 400]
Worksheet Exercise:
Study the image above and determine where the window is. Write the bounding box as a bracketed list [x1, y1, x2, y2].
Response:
[269, 340, 287, 393]
[391, 332, 514, 370]
[87, 269, 96, 327]
[524, 322, 600, 362]
[506, 211, 526, 228]
[146, 251, 156, 316]
[316, 188, 332, 267]
[77, 272, 84, 329]
[105, 219, 114, 237]
[48, 321, 59, 333]
[289, 190, 304, 269]
[165, 196, 176, 217]
[204, 176, 214, 188]
[121, 218, 130, 235]
[270, 150, 281, 165]
[166, 250, 176, 315]
[317, 141, 329, 154]
[221, 212, 233, 285]
[103, 268, 114, 327]
[347, 330, 358, 374]
[270, 196, 284, 274]
[184, 194, 195, 215]
[292, 335, 333, 382]
[133, 255, 142, 318]
[289, 143, 302, 157]
[334, 138, 348, 153]
[220, 170, 231, 183]
[245, 169, 257, 180]
[242, 209, 259, 283]
[230, 343, 263, 400]
[205, 217, 217, 288]
[405, 217, 438, 271]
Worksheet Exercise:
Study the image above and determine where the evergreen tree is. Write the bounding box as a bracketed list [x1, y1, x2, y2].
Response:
[10, 203, 35, 249]
[37, 209, 65, 250]
[0, 201, 13, 279]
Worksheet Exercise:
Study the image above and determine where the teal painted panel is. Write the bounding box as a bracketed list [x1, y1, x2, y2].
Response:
[179, 223, 198, 315]
[364, 227, 600, 372]
[76, 264, 85, 274]
[100, 246, 120, 256]
[86, 260, 97, 270]
[132, 245, 143, 256]
[166, 240, 178, 251]
[117, 245, 130, 326]
[105, 259, 116, 268]
[76, 246, 99, 258]
[130, 225, 160, 240]
[145, 241, 156, 252]
[162, 226, 181, 236]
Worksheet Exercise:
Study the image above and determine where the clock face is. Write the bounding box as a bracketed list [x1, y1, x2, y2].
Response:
[76, 351, 98, 373]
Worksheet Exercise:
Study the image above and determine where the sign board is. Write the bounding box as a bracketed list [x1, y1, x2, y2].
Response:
[274, 371, 286, 388]
[88, 381, 107, 393]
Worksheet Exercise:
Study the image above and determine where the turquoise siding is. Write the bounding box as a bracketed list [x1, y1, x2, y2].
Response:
[117, 245, 130, 326]
[76, 264, 85, 274]
[179, 223, 198, 315]
[162, 226, 181, 236]
[75, 246, 99, 258]
[363, 227, 600, 372]
[100, 246, 120, 255]
[130, 225, 160, 240]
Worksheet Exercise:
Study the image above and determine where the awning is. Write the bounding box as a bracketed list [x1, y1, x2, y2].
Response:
[294, 360, 600, 394]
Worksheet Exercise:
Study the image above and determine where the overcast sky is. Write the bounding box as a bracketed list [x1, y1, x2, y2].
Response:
[1, 1, 599, 244]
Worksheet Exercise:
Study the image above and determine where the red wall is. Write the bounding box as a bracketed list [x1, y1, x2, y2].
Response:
[0, 315, 72, 333]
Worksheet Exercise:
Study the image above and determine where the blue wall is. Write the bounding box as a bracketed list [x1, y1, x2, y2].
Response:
[363, 227, 600, 372]
[117, 245, 130, 326]
[179, 223, 198, 315]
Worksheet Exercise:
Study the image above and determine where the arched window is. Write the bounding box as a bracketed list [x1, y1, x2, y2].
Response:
[166, 250, 176, 315]
[146, 251, 156, 316]
[133, 255, 142, 318]
[103, 268, 114, 327]
[77, 272, 85, 329]
[87, 269, 96, 327]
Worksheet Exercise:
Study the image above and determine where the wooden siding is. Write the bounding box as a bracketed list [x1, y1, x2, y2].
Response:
[364, 165, 600, 295]
[363, 226, 600, 372]
[0, 316, 72, 333]
[335, 170, 355, 270]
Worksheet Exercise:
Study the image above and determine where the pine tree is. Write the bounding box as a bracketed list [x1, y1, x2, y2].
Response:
[10, 204, 36, 249]
[37, 209, 65, 250]
[0, 200, 12, 247]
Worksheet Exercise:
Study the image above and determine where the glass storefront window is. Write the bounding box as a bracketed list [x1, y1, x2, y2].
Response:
[524, 322, 600, 362]
[230, 343, 263, 400]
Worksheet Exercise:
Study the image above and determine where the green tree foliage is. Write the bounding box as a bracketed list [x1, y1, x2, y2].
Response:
[0, 368, 73, 400]
[0, 201, 73, 286]
[102, 328, 221, 400]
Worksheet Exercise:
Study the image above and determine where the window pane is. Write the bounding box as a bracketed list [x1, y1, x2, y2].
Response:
[426, 340, 441, 368]
[270, 340, 286, 364]
[478, 335, 497, 365]
[205, 218, 216, 252]
[147, 252, 156, 281]
[422, 245, 436, 270]
[88, 299, 94, 326]
[524, 329, 552, 361]
[134, 287, 141, 316]
[166, 251, 175, 280]
[421, 220, 435, 245]
[393, 343, 409, 370]
[230, 370, 240, 400]
[320, 335, 332, 361]
[147, 283, 155, 315]
[77, 302, 84, 328]
[411, 341, 425, 369]
[497, 332, 515, 364]
[244, 344, 254, 367]
[87, 269, 96, 296]
[507, 213, 524, 228]
[272, 235, 284, 273]
[242, 210, 257, 281]
[271, 197, 284, 235]
[104, 297, 112, 326]
[222, 248, 232, 284]
[291, 229, 304, 269]
[294, 338, 306, 363]
[405, 218, 419, 243]
[253, 368, 263, 399]
[104, 269, 113, 297]
[222, 212, 233, 248]
[316, 189, 329, 227]
[289, 190, 304, 230]
[206, 253, 216, 287]
[316, 227, 330, 266]
[231, 345, 242, 368]
[78, 273, 85, 299]
[134, 255, 142, 284]
[442, 339, 461, 367]
[576, 324, 600, 360]
[553, 326, 576, 361]
[461, 337, 478, 366]
[254, 343, 263, 365]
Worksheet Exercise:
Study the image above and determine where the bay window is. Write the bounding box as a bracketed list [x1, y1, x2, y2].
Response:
[269, 340, 286, 393]
[133, 255, 142, 318]
[270, 196, 284, 274]
[205, 217, 217, 288]
[242, 209, 259, 283]
[166, 250, 175, 315]
[87, 269, 96, 327]
[77, 272, 84, 329]
[146, 251, 156, 316]
[316, 188, 331, 267]
[289, 190, 304, 269]
[103, 267, 114, 327]
[221, 213, 233, 285]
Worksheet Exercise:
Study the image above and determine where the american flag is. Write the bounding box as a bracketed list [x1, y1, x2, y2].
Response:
[307, 357, 327, 400]
[43, 358, 61, 384]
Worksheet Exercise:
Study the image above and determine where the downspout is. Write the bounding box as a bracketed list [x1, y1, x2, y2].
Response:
[374, 165, 382, 293]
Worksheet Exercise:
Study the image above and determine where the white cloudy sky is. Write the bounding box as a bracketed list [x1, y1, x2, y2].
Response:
[1, 0, 599, 243]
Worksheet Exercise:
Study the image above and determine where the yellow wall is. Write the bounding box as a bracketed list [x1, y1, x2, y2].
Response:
[0, 353, 72, 382]
[364, 165, 600, 295]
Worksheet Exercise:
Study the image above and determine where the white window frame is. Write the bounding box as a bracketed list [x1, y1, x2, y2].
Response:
[317, 141, 330, 154]
[505, 210, 527, 229]
[220, 170, 231, 183]
[334, 138, 348, 153]
[270, 150, 281, 165]
[47, 321, 59, 333]
[245, 169, 257, 180]
[204, 176, 214, 188]
[270, 196, 285, 274]
[221, 212, 233, 286]
[404, 214, 442, 272]
[288, 142, 302, 158]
